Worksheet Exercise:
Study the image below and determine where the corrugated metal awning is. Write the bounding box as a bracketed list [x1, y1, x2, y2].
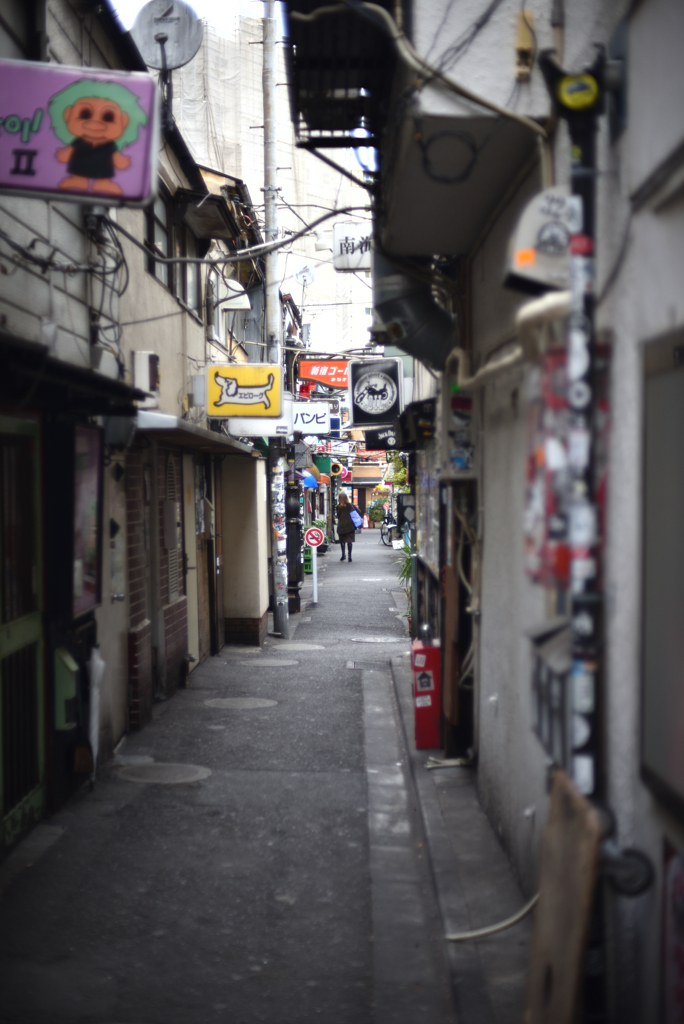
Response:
[136, 411, 255, 456]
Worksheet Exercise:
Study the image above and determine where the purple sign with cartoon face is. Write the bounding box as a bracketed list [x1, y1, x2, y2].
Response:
[0, 59, 159, 206]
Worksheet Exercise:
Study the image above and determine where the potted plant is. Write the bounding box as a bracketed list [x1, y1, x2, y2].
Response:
[369, 507, 384, 528]
[395, 540, 413, 633]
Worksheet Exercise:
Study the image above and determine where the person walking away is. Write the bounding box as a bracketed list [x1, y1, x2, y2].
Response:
[337, 492, 361, 562]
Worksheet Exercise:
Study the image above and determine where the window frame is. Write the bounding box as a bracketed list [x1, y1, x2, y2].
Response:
[146, 195, 203, 322]
[146, 191, 171, 289]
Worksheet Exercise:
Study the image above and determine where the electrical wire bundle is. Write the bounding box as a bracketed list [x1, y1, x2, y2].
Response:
[87, 216, 130, 378]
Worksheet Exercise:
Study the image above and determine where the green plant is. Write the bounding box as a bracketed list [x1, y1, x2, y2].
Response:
[369, 506, 384, 523]
[386, 452, 408, 489]
[312, 517, 328, 541]
[396, 540, 412, 585]
[395, 540, 412, 618]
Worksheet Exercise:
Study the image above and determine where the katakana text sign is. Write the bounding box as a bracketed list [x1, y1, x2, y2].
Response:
[0, 59, 159, 206]
[207, 364, 283, 418]
[298, 360, 349, 389]
[332, 222, 372, 271]
[293, 401, 331, 434]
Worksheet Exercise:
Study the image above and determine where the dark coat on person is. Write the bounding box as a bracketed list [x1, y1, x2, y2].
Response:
[337, 502, 360, 542]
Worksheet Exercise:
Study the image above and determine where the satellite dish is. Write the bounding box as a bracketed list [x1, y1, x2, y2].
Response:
[295, 266, 315, 287]
[132, 0, 204, 71]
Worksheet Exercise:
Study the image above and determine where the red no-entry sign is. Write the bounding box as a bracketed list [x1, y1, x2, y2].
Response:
[305, 527, 324, 548]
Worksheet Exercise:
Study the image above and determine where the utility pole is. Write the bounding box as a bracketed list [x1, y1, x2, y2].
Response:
[263, 0, 289, 637]
[540, 49, 607, 1023]
[540, 49, 605, 800]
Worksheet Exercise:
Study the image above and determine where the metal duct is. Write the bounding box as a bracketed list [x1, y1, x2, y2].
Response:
[372, 250, 456, 370]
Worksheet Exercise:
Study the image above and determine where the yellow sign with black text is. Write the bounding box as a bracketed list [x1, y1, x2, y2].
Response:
[206, 364, 283, 418]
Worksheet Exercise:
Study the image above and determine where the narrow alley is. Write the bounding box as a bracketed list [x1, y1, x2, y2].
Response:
[0, 533, 528, 1024]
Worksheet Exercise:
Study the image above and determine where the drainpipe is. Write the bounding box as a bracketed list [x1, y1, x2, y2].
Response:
[445, 290, 571, 391]
[149, 439, 165, 696]
[263, 0, 289, 637]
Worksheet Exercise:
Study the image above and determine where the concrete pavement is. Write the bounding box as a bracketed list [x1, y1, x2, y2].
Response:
[0, 529, 530, 1024]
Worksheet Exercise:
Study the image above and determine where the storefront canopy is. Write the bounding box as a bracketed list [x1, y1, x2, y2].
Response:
[136, 411, 255, 456]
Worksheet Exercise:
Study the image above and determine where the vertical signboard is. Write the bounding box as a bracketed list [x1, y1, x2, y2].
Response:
[332, 222, 372, 271]
[348, 358, 403, 429]
[293, 401, 331, 435]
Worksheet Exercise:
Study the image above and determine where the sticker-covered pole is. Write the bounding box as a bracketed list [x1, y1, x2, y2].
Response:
[540, 49, 605, 800]
[263, 0, 289, 638]
[312, 542, 318, 606]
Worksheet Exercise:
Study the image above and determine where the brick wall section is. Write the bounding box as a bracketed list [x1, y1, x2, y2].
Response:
[157, 446, 184, 607]
[128, 619, 152, 730]
[163, 596, 188, 696]
[126, 444, 148, 629]
[225, 612, 267, 647]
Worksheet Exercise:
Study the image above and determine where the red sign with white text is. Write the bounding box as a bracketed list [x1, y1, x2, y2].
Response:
[299, 360, 349, 389]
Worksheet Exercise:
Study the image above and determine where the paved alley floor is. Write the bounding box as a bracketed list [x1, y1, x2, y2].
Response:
[0, 530, 530, 1024]
[0, 532, 454, 1024]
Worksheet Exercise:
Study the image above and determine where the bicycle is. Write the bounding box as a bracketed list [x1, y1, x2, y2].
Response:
[380, 512, 399, 547]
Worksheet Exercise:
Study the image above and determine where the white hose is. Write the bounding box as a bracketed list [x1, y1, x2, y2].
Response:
[445, 892, 539, 941]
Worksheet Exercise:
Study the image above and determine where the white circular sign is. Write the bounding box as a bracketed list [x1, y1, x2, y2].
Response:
[353, 371, 397, 416]
[132, 0, 204, 70]
[383, 503, 390, 511]
[305, 527, 324, 548]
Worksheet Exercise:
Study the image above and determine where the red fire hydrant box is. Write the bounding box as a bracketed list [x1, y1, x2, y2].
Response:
[411, 640, 441, 749]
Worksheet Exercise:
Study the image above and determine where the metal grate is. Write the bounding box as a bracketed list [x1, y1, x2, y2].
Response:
[166, 456, 180, 603]
[284, 0, 396, 148]
[2, 643, 39, 813]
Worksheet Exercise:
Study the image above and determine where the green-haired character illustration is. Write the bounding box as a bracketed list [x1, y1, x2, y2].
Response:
[48, 79, 148, 196]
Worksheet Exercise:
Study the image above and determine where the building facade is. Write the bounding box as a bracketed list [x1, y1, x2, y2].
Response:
[0, 0, 272, 855]
[284, 0, 684, 1017]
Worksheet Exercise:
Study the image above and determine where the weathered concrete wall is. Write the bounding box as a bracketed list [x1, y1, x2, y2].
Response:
[466, 0, 684, 1017]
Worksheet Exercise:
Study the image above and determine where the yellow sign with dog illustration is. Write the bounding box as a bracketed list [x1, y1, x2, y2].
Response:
[206, 364, 283, 418]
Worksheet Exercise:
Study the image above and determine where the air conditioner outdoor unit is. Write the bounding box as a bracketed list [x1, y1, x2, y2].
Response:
[132, 350, 160, 409]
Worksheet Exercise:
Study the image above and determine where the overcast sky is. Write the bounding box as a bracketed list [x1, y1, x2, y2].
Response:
[111, 0, 282, 35]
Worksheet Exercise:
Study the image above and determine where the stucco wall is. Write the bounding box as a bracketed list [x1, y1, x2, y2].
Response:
[222, 455, 269, 620]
